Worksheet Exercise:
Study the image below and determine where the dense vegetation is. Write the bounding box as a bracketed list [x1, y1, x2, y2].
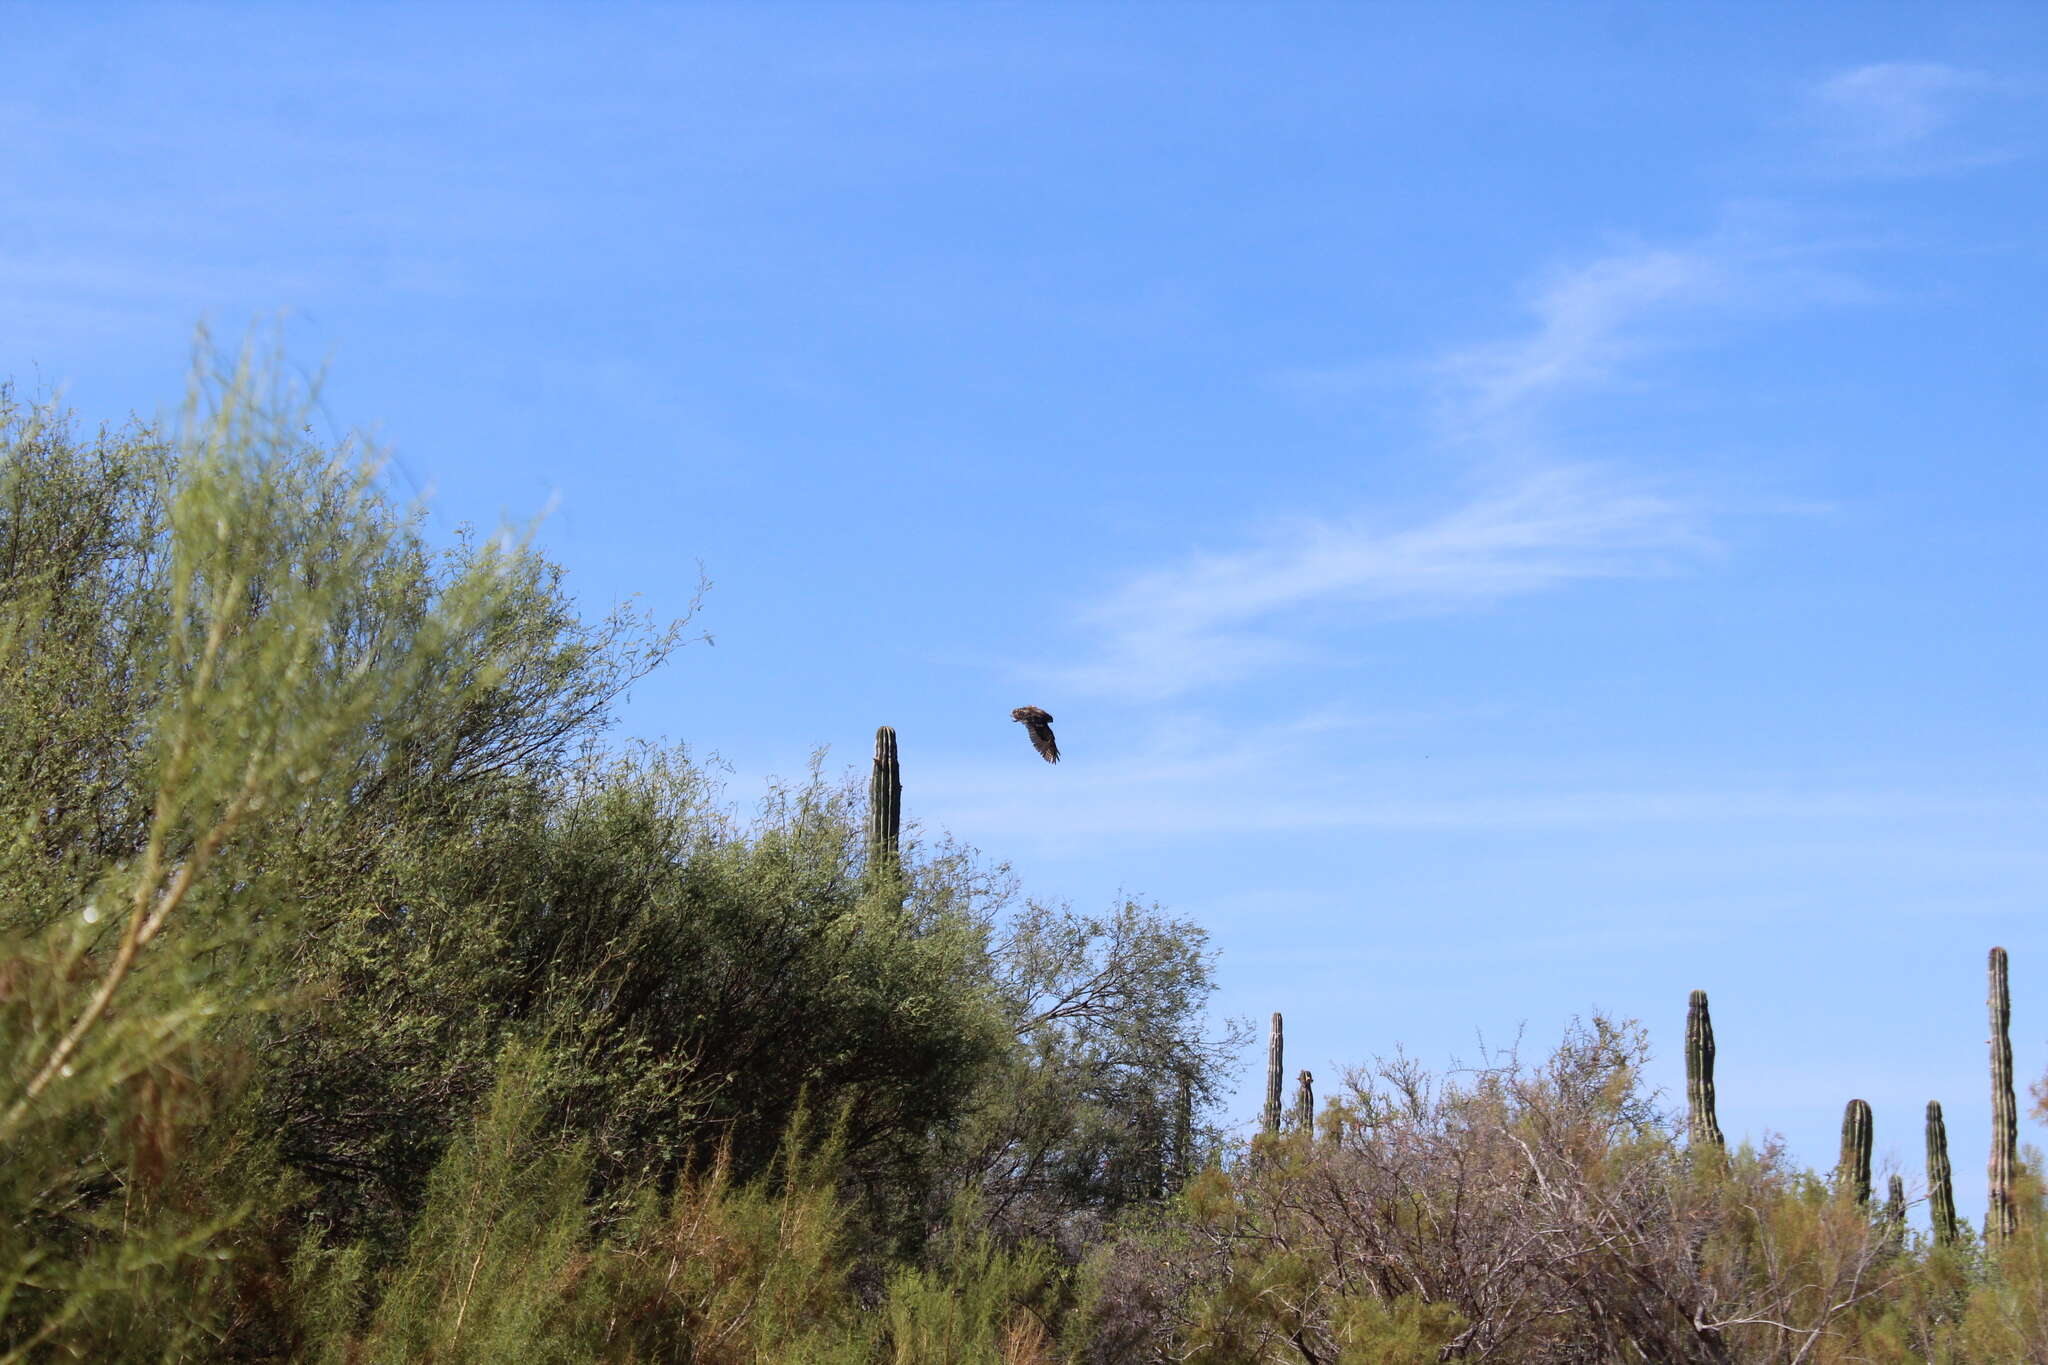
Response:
[2, 352, 2043, 1362]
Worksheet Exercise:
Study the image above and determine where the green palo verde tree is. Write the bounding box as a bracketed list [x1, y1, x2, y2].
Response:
[943, 897, 1244, 1244]
[0, 341, 548, 1359]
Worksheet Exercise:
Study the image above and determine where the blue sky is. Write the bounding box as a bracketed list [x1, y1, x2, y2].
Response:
[5, 3, 2045, 1221]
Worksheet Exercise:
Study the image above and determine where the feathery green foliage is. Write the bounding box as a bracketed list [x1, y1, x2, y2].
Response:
[0, 343, 553, 1358]
[8, 346, 2047, 1361]
[882, 1197, 1059, 1365]
[0, 344, 1244, 1359]
[946, 898, 1241, 1245]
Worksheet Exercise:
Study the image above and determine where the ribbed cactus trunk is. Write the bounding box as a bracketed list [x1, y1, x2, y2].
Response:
[1926, 1100, 1960, 1248]
[1883, 1175, 1907, 1253]
[1685, 989, 1724, 1149]
[1143, 1105, 1165, 1202]
[867, 726, 902, 896]
[1837, 1099, 1873, 1207]
[1294, 1070, 1314, 1134]
[1173, 1071, 1194, 1188]
[1263, 1013, 1284, 1136]
[1989, 946, 2018, 1245]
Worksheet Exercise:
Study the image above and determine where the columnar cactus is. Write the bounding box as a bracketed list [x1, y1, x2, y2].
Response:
[1294, 1070, 1314, 1134]
[1173, 1071, 1194, 1188]
[1263, 1013, 1284, 1136]
[1837, 1099, 1873, 1207]
[867, 726, 902, 890]
[1883, 1175, 1907, 1252]
[1926, 1100, 1960, 1248]
[1989, 946, 2018, 1245]
[1685, 989, 1724, 1149]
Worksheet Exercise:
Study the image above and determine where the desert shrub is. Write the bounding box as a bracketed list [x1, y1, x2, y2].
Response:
[0, 346, 553, 1358]
[259, 743, 1011, 1261]
[1089, 1019, 1933, 1364]
[295, 1041, 880, 1364]
[0, 344, 1242, 1359]
[880, 1197, 1060, 1365]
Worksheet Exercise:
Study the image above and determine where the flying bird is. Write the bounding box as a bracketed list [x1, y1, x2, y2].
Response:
[1010, 706, 1060, 764]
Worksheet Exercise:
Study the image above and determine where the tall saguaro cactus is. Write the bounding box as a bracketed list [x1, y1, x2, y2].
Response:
[1173, 1071, 1194, 1189]
[1263, 1013, 1284, 1136]
[1294, 1070, 1315, 1134]
[867, 726, 902, 893]
[1926, 1100, 1960, 1248]
[1989, 946, 2019, 1245]
[1838, 1099, 1873, 1207]
[1685, 989, 1724, 1149]
[1882, 1175, 1907, 1253]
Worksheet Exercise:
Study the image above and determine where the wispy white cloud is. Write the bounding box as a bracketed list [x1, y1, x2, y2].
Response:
[1437, 232, 1881, 438]
[1054, 463, 1707, 699]
[1044, 200, 1888, 704]
[1812, 62, 1983, 145]
[1032, 65, 1982, 712]
[1048, 236, 1788, 700]
[1266, 249, 1728, 415]
[1802, 62, 2022, 176]
[1435, 248, 1725, 434]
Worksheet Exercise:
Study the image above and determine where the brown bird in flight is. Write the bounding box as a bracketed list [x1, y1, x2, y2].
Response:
[1011, 706, 1060, 764]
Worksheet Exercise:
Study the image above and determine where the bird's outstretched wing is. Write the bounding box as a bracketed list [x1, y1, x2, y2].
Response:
[1010, 706, 1060, 764]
